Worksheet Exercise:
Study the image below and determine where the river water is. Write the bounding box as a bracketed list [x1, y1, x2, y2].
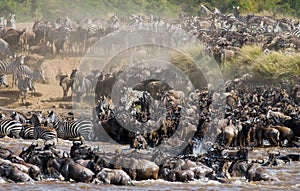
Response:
[1, 137, 300, 191]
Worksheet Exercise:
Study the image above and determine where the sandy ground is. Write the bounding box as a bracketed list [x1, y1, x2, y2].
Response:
[0, 53, 93, 119]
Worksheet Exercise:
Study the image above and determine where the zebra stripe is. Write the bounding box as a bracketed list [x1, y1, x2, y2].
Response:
[19, 124, 34, 139]
[17, 75, 33, 103]
[0, 119, 22, 138]
[0, 55, 24, 75]
[14, 65, 46, 90]
[15, 65, 33, 79]
[0, 74, 9, 87]
[31, 114, 57, 142]
[47, 111, 92, 141]
[292, 29, 300, 37]
[34, 125, 58, 142]
[10, 111, 30, 124]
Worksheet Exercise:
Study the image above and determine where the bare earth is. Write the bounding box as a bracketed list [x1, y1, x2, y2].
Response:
[0, 54, 88, 116]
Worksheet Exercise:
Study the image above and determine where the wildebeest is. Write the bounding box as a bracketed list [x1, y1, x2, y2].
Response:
[47, 155, 94, 183]
[96, 168, 133, 185]
[284, 118, 300, 137]
[109, 156, 159, 181]
[0, 38, 13, 58]
[253, 123, 280, 147]
[0, 164, 33, 182]
[2, 28, 26, 52]
[270, 125, 294, 146]
[228, 160, 278, 181]
[58, 74, 73, 98]
[162, 169, 195, 182]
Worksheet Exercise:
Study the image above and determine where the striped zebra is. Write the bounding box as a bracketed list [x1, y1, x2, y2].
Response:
[10, 111, 30, 124]
[0, 55, 25, 86]
[0, 54, 24, 74]
[292, 28, 300, 38]
[17, 74, 33, 103]
[30, 113, 58, 144]
[10, 111, 34, 139]
[0, 74, 9, 88]
[47, 110, 93, 141]
[19, 124, 34, 139]
[14, 65, 46, 93]
[0, 119, 22, 138]
[0, 113, 6, 120]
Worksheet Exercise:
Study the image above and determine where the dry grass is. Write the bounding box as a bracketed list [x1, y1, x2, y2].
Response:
[222, 45, 300, 83]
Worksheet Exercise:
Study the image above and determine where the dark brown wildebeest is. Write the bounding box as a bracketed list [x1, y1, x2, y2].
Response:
[58, 74, 73, 98]
[253, 123, 280, 147]
[270, 125, 294, 146]
[228, 160, 278, 181]
[2, 28, 26, 52]
[0, 164, 33, 182]
[284, 118, 300, 137]
[47, 155, 94, 183]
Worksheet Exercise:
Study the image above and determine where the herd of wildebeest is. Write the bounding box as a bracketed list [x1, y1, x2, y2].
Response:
[0, 4, 299, 186]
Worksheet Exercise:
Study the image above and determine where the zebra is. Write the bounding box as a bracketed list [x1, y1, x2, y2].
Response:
[0, 119, 22, 138]
[30, 113, 58, 144]
[46, 110, 93, 142]
[0, 54, 24, 75]
[0, 74, 9, 88]
[0, 17, 6, 28]
[19, 124, 34, 139]
[15, 65, 46, 93]
[0, 112, 6, 120]
[17, 74, 33, 103]
[0, 55, 25, 86]
[10, 111, 30, 124]
[292, 28, 300, 38]
[6, 13, 16, 29]
[14, 64, 33, 86]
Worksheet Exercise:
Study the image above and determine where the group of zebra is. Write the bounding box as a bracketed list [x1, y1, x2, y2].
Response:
[0, 54, 46, 103]
[0, 14, 16, 29]
[0, 110, 93, 144]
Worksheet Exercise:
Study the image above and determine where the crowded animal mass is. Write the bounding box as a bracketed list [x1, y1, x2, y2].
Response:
[0, 3, 299, 190]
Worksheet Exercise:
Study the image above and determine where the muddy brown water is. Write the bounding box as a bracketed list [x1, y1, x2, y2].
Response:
[0, 137, 299, 191]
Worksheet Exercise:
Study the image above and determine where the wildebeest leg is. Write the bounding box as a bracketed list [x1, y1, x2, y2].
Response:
[63, 89, 68, 97]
